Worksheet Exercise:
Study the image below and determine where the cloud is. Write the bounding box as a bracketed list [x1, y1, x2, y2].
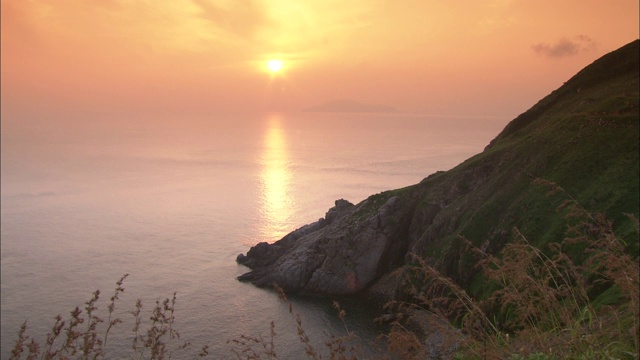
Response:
[191, 0, 268, 39]
[532, 35, 597, 58]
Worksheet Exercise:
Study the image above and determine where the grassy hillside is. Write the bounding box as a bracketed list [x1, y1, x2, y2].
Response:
[400, 39, 638, 286]
[369, 39, 640, 359]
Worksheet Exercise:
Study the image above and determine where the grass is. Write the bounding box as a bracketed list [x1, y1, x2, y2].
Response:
[9, 274, 209, 360]
[391, 180, 639, 359]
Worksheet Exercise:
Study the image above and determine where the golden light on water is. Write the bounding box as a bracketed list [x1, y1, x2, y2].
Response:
[259, 115, 293, 241]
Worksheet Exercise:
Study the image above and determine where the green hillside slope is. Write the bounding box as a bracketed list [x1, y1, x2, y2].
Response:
[394, 39, 639, 290]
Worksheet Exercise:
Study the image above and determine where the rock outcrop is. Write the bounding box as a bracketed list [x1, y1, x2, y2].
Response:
[237, 196, 418, 294]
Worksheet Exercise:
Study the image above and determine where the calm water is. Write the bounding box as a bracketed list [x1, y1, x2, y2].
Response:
[1, 112, 507, 358]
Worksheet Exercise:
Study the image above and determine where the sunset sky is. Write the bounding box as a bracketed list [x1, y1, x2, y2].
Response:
[1, 0, 638, 119]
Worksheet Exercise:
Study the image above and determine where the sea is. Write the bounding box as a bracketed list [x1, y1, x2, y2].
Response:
[1, 111, 509, 358]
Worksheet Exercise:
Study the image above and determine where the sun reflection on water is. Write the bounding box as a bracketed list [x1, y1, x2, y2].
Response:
[259, 115, 294, 241]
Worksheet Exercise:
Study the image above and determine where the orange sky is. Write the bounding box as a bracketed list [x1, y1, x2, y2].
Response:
[1, 0, 638, 119]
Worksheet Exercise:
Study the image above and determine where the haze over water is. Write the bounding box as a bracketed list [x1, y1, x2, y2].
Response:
[1, 112, 507, 358]
[2, 1, 638, 358]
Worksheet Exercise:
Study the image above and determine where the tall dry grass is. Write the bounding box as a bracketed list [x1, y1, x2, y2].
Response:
[9, 274, 209, 360]
[226, 286, 365, 360]
[9, 278, 369, 360]
[389, 179, 639, 359]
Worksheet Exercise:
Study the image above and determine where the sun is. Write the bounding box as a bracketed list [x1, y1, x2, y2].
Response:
[267, 59, 284, 73]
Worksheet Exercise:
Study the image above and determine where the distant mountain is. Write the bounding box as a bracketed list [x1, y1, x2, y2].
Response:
[304, 99, 398, 113]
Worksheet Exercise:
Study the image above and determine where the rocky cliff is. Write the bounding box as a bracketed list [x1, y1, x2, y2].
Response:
[237, 40, 640, 301]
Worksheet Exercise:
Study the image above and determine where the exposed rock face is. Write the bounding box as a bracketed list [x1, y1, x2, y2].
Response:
[237, 196, 418, 294]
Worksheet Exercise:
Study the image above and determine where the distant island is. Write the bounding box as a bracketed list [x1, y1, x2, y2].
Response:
[304, 99, 399, 113]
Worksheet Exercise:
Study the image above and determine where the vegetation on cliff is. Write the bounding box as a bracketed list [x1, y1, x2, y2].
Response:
[392, 38, 639, 293]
